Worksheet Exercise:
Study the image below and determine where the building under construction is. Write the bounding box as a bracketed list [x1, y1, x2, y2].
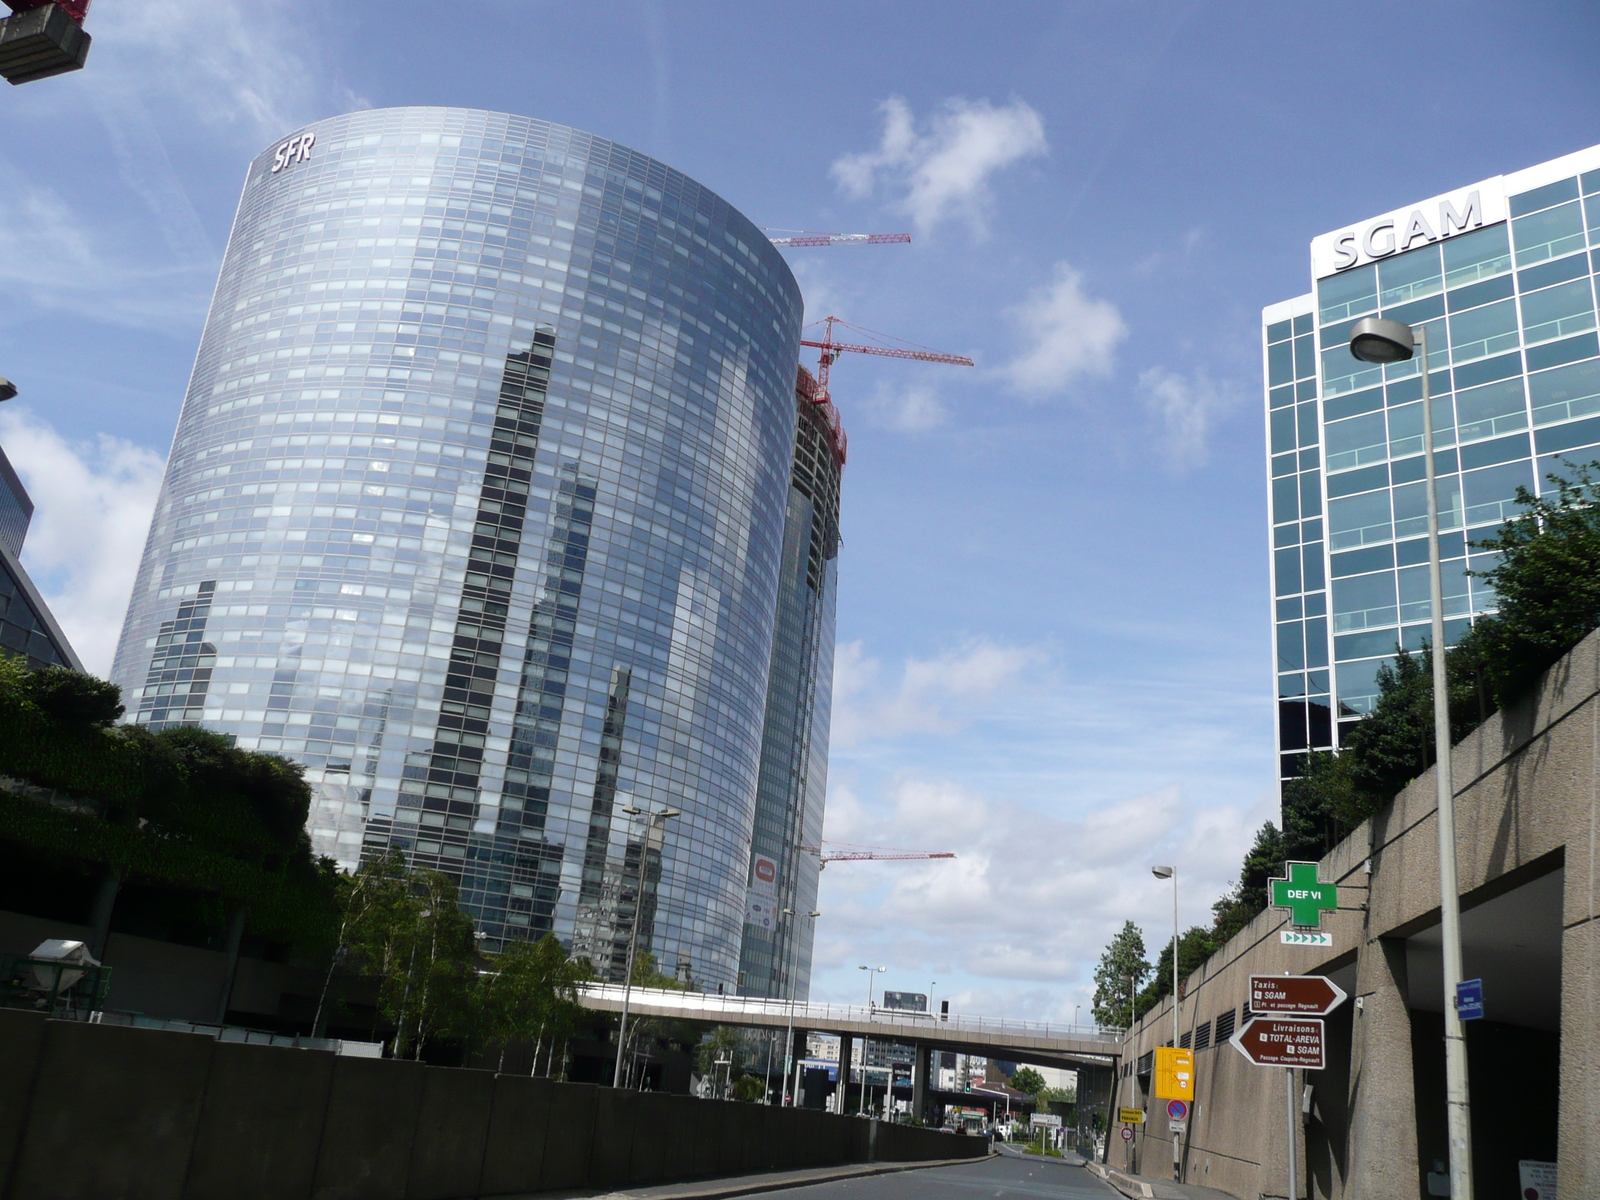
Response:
[735, 366, 843, 1000]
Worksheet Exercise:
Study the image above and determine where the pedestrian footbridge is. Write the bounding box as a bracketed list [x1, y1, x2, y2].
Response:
[576, 983, 1123, 1072]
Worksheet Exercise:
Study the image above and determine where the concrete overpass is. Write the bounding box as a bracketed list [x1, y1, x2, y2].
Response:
[576, 983, 1124, 1075]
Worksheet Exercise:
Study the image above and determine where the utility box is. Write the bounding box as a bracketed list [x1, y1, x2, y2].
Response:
[0, 2, 92, 85]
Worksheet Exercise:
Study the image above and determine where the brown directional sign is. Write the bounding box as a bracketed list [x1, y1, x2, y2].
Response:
[1229, 1017, 1325, 1069]
[1249, 974, 1347, 1017]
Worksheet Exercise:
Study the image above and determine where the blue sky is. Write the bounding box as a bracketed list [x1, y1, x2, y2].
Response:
[2, 0, 1598, 1022]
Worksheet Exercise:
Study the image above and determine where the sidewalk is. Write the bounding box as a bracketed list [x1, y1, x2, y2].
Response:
[1083, 1159, 1238, 1200]
[490, 1151, 997, 1200]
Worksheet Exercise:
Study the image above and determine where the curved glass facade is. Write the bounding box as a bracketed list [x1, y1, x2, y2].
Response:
[110, 107, 807, 988]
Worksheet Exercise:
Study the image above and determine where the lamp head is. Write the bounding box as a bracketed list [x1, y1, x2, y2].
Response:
[1348, 316, 1416, 364]
[620, 805, 644, 815]
[1151, 865, 1174, 880]
[0, 378, 15, 403]
[659, 807, 681, 819]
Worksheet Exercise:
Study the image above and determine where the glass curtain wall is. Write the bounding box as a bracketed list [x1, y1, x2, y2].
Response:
[1266, 153, 1600, 782]
[736, 366, 840, 1001]
[110, 108, 804, 989]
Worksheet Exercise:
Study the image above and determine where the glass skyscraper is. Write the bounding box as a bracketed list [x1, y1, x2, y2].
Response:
[1264, 143, 1600, 780]
[110, 107, 832, 992]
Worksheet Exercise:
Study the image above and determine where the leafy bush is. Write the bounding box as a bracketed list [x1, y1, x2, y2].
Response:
[26, 665, 124, 726]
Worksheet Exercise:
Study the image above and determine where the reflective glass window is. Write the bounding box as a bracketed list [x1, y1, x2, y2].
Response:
[1520, 277, 1597, 345]
[1336, 658, 1390, 717]
[1442, 223, 1512, 287]
[1449, 297, 1520, 363]
[1392, 474, 1463, 540]
[1332, 570, 1397, 633]
[1318, 263, 1378, 324]
[1456, 379, 1529, 442]
[1529, 358, 1600, 425]
[1268, 340, 1294, 386]
[1512, 201, 1586, 266]
[1462, 459, 1535, 526]
[1386, 396, 1456, 459]
[1510, 176, 1580, 218]
[1322, 342, 1382, 397]
[1324, 411, 1387, 472]
[1379, 245, 1442, 307]
[1328, 489, 1393, 550]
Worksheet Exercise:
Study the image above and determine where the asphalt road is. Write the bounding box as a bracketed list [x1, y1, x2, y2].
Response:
[737, 1149, 1120, 1199]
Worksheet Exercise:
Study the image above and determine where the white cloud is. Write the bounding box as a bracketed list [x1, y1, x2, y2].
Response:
[89, 0, 351, 144]
[1002, 263, 1127, 397]
[865, 381, 948, 432]
[831, 639, 1040, 748]
[0, 408, 165, 675]
[1138, 366, 1231, 471]
[813, 776, 1274, 1014]
[831, 96, 1047, 237]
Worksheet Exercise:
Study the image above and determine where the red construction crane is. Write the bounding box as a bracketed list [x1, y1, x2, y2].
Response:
[803, 841, 957, 868]
[763, 230, 912, 249]
[796, 316, 974, 468]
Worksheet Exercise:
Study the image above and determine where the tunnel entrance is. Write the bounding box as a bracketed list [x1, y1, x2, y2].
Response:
[1406, 865, 1562, 1197]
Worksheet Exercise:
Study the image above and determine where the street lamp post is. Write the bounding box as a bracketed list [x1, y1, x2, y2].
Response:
[780, 908, 820, 1106]
[612, 805, 680, 1089]
[857, 964, 885, 1116]
[1150, 866, 1179, 1045]
[1151, 866, 1180, 1178]
[1349, 316, 1473, 1200]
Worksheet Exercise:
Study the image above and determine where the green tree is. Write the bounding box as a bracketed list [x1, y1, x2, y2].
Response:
[474, 932, 588, 1073]
[1008, 1066, 1046, 1096]
[1091, 921, 1149, 1027]
[697, 1025, 742, 1092]
[25, 665, 124, 726]
[1469, 460, 1600, 703]
[1138, 926, 1218, 1016]
[732, 1073, 766, 1103]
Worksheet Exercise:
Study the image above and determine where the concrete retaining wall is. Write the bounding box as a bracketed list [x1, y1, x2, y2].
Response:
[0, 1009, 984, 1200]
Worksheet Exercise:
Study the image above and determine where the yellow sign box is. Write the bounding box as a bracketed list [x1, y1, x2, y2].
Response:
[1118, 1107, 1145, 1125]
[1153, 1047, 1194, 1101]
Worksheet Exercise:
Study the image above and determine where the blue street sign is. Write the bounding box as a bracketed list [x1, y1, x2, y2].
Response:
[1455, 978, 1484, 1021]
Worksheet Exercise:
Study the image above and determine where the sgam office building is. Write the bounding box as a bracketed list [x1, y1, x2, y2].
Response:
[110, 108, 840, 999]
[1264, 144, 1600, 779]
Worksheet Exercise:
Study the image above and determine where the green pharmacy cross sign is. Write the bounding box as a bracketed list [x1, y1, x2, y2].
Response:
[1270, 862, 1339, 928]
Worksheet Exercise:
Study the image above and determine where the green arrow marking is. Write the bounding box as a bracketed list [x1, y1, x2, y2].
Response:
[1270, 861, 1339, 928]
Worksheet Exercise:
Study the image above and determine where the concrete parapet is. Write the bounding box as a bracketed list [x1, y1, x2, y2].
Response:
[8, 1018, 213, 1200]
[0, 1013, 982, 1199]
[404, 1066, 494, 1200]
[183, 1038, 335, 1200]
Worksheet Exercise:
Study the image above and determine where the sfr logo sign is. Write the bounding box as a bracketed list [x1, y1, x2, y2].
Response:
[271, 131, 316, 174]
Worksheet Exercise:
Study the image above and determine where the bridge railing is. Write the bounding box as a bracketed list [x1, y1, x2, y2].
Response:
[577, 983, 1125, 1045]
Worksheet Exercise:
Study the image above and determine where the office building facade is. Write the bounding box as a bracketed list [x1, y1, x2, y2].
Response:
[1265, 144, 1600, 778]
[735, 365, 840, 1001]
[110, 107, 817, 989]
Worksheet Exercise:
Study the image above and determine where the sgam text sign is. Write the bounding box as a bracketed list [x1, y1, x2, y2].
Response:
[1229, 1017, 1326, 1070]
[1249, 974, 1348, 1017]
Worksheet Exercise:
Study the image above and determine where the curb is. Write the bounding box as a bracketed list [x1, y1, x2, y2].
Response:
[538, 1151, 998, 1200]
[1085, 1160, 1156, 1198]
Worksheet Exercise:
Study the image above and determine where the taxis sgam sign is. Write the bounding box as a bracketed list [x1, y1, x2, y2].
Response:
[1153, 1046, 1193, 1101]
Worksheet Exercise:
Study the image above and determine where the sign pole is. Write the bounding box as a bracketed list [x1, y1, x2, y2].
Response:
[1284, 1067, 1297, 1200]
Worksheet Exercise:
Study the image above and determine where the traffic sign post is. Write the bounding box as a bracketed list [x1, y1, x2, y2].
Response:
[1121, 1126, 1134, 1142]
[1455, 978, 1484, 1021]
[1250, 974, 1348, 1017]
[1118, 1107, 1145, 1125]
[1166, 1099, 1188, 1121]
[1231, 976, 1348, 1200]
[1153, 1046, 1194, 1100]
[1269, 861, 1340, 928]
